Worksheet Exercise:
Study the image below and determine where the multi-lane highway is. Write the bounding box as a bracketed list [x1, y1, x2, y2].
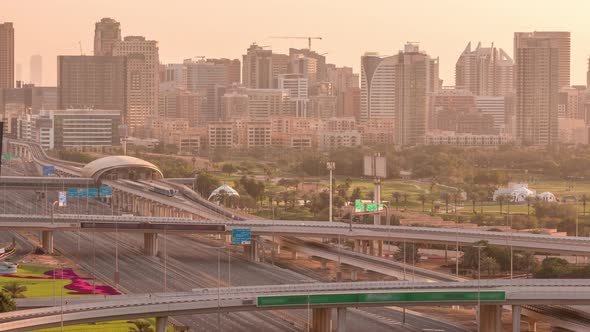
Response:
[1, 213, 589, 255]
[1, 163, 465, 331]
[6, 142, 589, 330]
[5, 279, 590, 331]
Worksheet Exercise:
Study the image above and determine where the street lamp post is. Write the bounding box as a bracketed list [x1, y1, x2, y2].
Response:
[326, 162, 335, 222]
[473, 244, 486, 332]
[455, 220, 459, 277]
[509, 214, 513, 279]
[217, 247, 221, 332]
[60, 264, 64, 332]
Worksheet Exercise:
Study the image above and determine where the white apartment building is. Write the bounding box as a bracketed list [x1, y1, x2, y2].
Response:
[360, 53, 397, 122]
[244, 89, 290, 121]
[278, 73, 309, 117]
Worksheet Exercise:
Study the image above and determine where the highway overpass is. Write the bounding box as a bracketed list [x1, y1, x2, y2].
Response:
[5, 279, 590, 332]
[3, 213, 590, 256]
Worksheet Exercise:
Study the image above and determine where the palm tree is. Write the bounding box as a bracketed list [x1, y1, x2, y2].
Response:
[440, 192, 450, 213]
[402, 193, 408, 210]
[467, 190, 477, 214]
[452, 191, 462, 214]
[392, 192, 401, 210]
[525, 196, 534, 215]
[418, 194, 427, 212]
[2, 282, 26, 299]
[265, 191, 274, 209]
[481, 256, 500, 276]
[128, 320, 154, 332]
[430, 178, 437, 192]
[280, 191, 289, 211]
[506, 194, 512, 215]
[0, 291, 15, 313]
[212, 189, 229, 207]
[478, 191, 487, 214]
[497, 195, 506, 214]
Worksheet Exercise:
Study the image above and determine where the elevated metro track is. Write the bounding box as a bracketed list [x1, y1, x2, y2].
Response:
[7, 140, 82, 176]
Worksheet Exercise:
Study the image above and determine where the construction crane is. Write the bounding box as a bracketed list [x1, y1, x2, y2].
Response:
[270, 36, 323, 50]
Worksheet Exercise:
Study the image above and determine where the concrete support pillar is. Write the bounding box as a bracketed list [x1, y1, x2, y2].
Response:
[127, 194, 132, 212]
[155, 316, 168, 332]
[523, 317, 537, 332]
[377, 240, 383, 257]
[479, 305, 502, 332]
[312, 308, 331, 332]
[353, 240, 360, 252]
[126, 194, 130, 213]
[244, 238, 259, 262]
[41, 231, 54, 254]
[336, 307, 347, 332]
[144, 233, 158, 256]
[369, 240, 375, 256]
[350, 270, 357, 281]
[512, 305, 521, 332]
[291, 250, 299, 260]
[136, 199, 143, 216]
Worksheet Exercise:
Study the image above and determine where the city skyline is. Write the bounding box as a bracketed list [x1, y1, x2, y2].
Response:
[2, 0, 590, 86]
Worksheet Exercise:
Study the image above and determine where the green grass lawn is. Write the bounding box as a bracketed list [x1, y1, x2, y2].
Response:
[0, 265, 77, 298]
[254, 207, 316, 220]
[32, 318, 175, 332]
[32, 320, 134, 332]
[0, 267, 175, 332]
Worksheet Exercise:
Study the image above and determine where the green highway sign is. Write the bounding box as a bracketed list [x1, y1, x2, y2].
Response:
[354, 200, 385, 213]
[354, 199, 365, 213]
[257, 291, 506, 307]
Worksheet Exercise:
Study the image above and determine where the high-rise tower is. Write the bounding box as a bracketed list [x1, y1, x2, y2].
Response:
[361, 43, 438, 146]
[29, 54, 42, 86]
[0, 22, 15, 89]
[514, 33, 559, 145]
[514, 31, 570, 89]
[94, 18, 122, 56]
[455, 42, 514, 96]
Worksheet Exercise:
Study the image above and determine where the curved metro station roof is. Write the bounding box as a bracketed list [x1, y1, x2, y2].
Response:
[81, 156, 163, 179]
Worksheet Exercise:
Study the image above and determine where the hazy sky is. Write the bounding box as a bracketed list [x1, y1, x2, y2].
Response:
[3, 0, 590, 86]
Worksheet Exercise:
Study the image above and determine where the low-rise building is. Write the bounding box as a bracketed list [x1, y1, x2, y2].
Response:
[320, 130, 361, 150]
[425, 130, 510, 146]
[208, 122, 235, 149]
[31, 109, 122, 150]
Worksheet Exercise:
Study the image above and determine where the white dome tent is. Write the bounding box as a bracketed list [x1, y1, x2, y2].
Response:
[493, 183, 536, 203]
[208, 184, 240, 201]
[539, 192, 556, 202]
[493, 183, 556, 203]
